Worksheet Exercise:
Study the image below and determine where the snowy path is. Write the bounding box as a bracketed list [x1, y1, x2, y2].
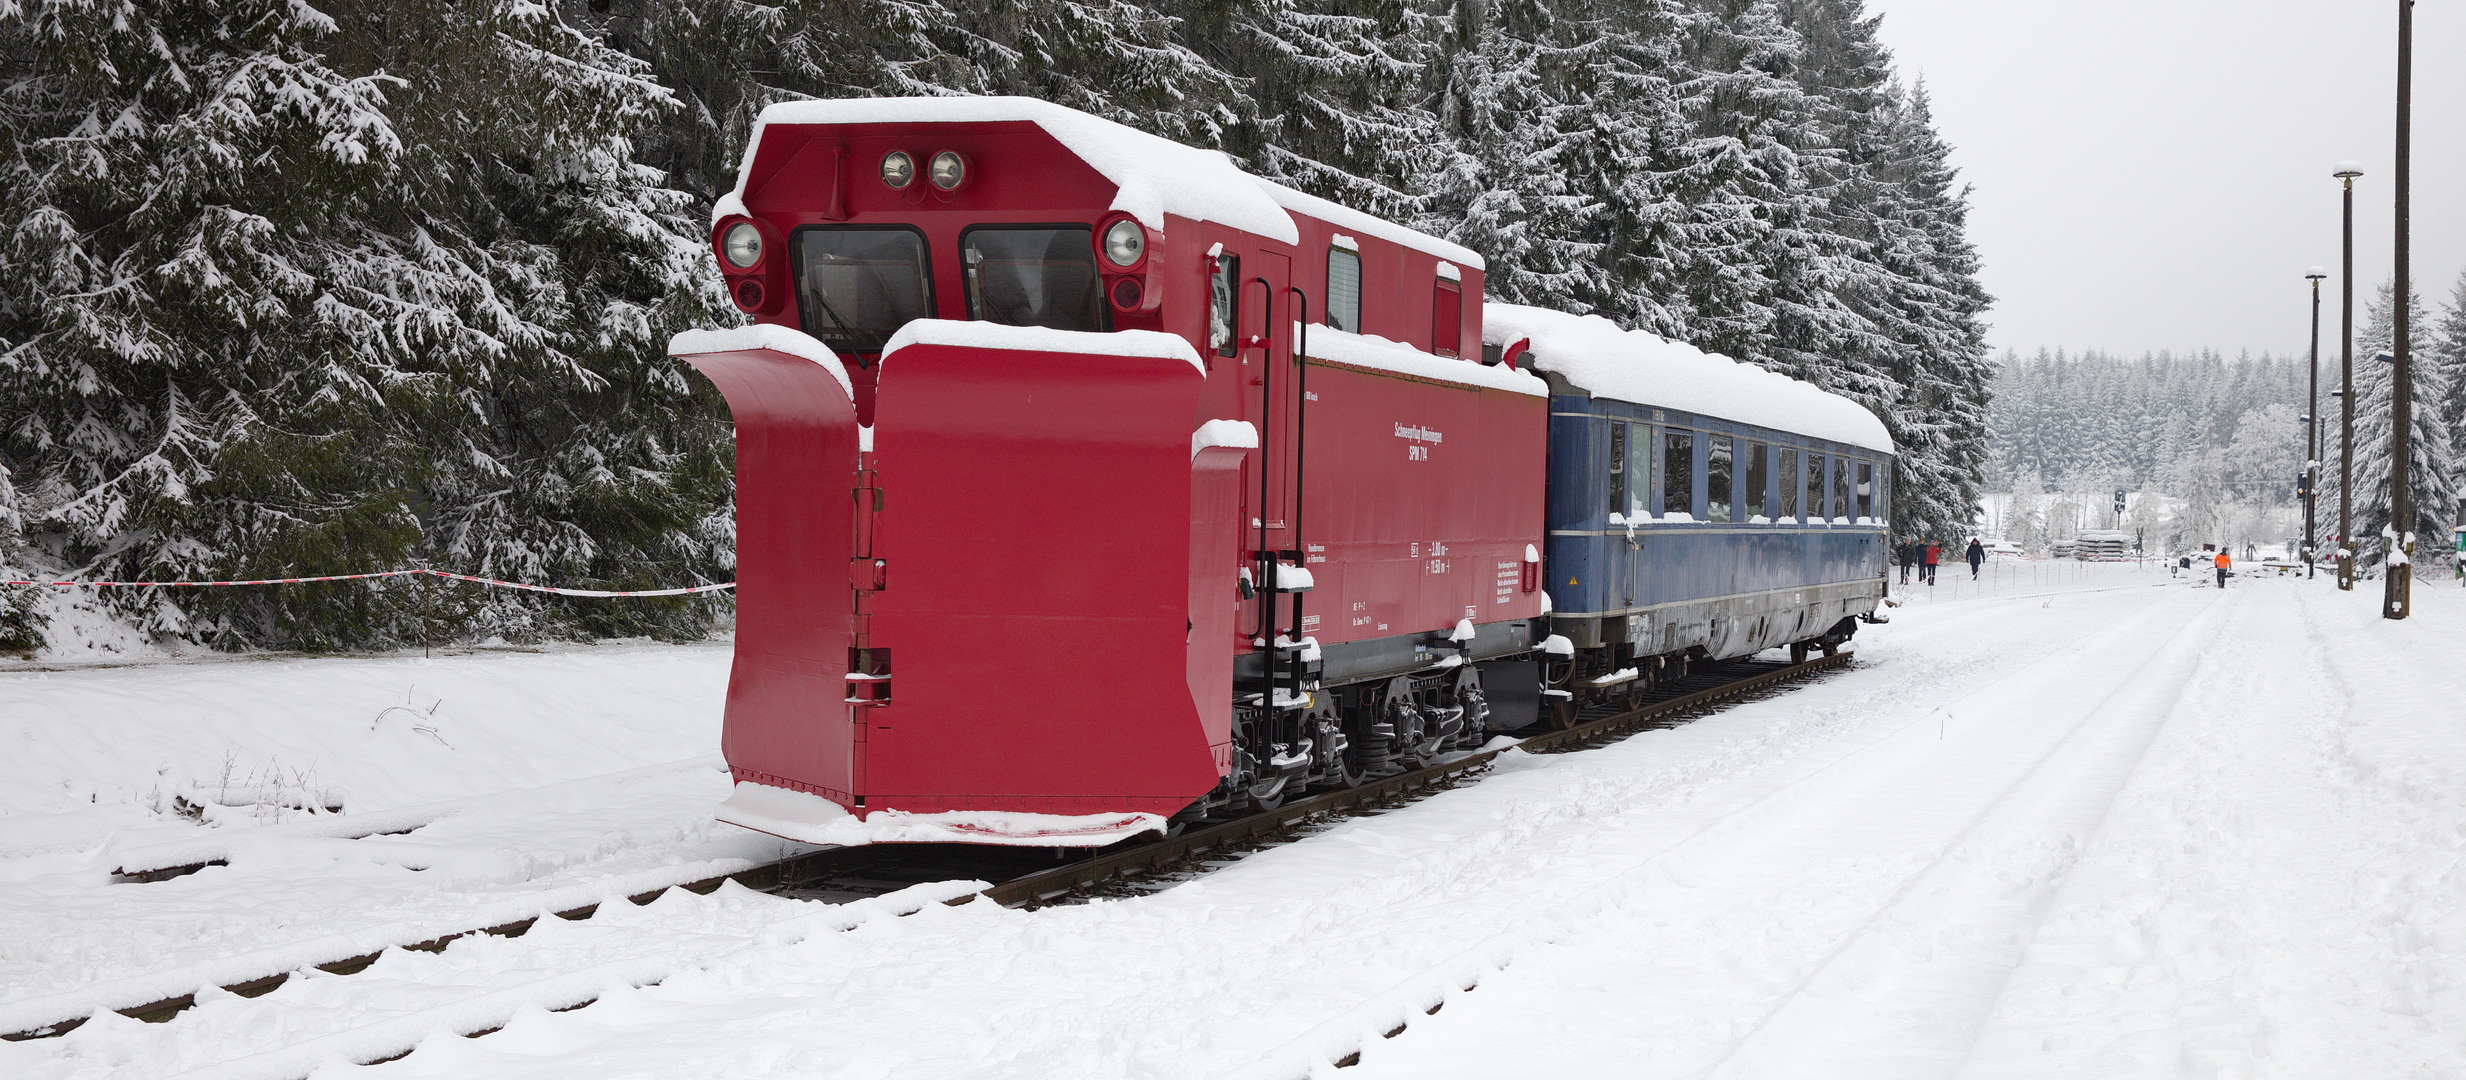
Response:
[7, 566, 2462, 1079]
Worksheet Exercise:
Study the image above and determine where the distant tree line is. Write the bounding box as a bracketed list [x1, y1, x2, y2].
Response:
[0, 0, 1992, 652]
[1986, 273, 2466, 564]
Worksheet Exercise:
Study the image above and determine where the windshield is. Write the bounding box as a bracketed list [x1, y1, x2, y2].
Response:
[794, 227, 934, 353]
[962, 226, 1106, 332]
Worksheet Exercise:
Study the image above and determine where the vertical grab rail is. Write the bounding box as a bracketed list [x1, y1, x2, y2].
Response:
[1247, 276, 1278, 714]
[1286, 288, 1313, 711]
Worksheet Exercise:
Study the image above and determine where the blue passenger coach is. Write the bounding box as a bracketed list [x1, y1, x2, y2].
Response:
[1487, 305, 1892, 725]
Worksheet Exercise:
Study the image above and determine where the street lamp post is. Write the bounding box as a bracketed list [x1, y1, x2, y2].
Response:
[2385, 0, 2414, 620]
[2305, 266, 2326, 578]
[2336, 161, 2362, 591]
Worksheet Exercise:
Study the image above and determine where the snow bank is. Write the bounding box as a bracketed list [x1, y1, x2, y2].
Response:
[715, 782, 1167, 847]
[667, 324, 853, 401]
[1486, 303, 1894, 452]
[1301, 323, 1547, 397]
[881, 319, 1204, 377]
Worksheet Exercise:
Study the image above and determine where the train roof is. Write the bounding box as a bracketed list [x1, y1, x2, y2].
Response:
[1485, 304, 1896, 454]
[715, 96, 1484, 269]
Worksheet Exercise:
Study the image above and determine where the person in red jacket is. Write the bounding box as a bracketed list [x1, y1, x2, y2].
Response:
[1922, 540, 1942, 585]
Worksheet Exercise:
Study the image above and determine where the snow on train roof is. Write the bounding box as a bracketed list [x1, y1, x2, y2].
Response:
[1485, 304, 1895, 453]
[718, 96, 1481, 268]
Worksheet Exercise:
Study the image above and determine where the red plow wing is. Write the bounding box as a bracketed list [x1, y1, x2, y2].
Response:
[678, 325, 1232, 841]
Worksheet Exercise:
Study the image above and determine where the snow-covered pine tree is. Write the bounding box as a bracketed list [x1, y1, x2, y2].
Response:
[2433, 268, 2466, 533]
[1859, 78, 1992, 541]
[1409, 0, 1611, 313]
[566, 0, 1243, 211]
[2340, 281, 2459, 566]
[0, 0, 736, 649]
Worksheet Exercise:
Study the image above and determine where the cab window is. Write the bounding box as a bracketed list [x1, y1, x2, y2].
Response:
[1211, 253, 1241, 357]
[1327, 246, 1362, 332]
[962, 225, 1106, 332]
[792, 226, 934, 353]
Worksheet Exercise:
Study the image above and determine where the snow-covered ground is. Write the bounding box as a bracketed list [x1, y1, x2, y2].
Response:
[4, 567, 2461, 1078]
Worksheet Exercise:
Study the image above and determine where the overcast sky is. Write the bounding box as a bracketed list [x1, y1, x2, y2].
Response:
[1865, 0, 2464, 361]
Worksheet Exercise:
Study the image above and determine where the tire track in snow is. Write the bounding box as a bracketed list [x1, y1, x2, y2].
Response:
[1684, 585, 2245, 1079]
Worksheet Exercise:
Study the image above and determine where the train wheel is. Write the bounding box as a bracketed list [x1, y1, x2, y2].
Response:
[1546, 696, 1581, 730]
[1312, 699, 1365, 789]
[1789, 642, 1810, 664]
[1246, 773, 1289, 812]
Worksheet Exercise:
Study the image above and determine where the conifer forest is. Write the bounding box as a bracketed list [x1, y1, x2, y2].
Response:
[0, 0, 1992, 651]
[1987, 275, 2466, 560]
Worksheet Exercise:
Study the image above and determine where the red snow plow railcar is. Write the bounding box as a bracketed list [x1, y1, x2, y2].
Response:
[673, 97, 1548, 845]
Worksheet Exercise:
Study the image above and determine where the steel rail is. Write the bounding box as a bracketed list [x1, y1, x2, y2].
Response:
[5, 651, 1849, 1045]
[974, 651, 1851, 907]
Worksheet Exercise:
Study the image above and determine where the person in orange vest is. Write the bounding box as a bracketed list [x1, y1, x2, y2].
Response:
[2213, 546, 2231, 589]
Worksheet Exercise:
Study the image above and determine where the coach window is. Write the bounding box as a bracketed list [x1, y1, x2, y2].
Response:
[1327, 245, 1362, 332]
[1856, 461, 1875, 520]
[1832, 457, 1851, 521]
[1706, 436, 1734, 523]
[1433, 277, 1462, 357]
[1805, 453, 1826, 523]
[1744, 442, 1769, 521]
[792, 226, 935, 354]
[1663, 430, 1694, 520]
[961, 225, 1106, 332]
[1210, 253, 1241, 358]
[1628, 424, 1654, 518]
[1778, 447, 1799, 521]
[1608, 423, 1628, 519]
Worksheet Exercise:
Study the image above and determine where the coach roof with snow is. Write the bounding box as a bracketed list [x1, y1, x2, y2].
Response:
[1486, 304, 1894, 454]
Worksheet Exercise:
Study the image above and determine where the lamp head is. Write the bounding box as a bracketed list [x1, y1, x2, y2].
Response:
[2306, 266, 2327, 281]
[2334, 161, 2364, 179]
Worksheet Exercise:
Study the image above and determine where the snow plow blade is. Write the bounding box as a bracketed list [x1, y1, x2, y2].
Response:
[859, 324, 1224, 820]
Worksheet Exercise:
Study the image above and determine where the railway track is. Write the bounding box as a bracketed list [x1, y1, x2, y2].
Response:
[3, 651, 1850, 1068]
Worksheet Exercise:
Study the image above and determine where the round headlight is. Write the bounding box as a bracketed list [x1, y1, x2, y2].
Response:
[1102, 219, 1146, 268]
[721, 222, 762, 270]
[880, 151, 914, 189]
[928, 150, 967, 191]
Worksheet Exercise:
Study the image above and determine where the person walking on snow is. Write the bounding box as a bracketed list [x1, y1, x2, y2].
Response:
[2214, 547, 2231, 589]
[1923, 540, 1941, 585]
[1965, 538, 1985, 580]
[1897, 541, 1916, 584]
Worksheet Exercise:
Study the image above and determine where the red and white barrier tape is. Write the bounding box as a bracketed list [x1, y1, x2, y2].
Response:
[2, 568, 733, 598]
